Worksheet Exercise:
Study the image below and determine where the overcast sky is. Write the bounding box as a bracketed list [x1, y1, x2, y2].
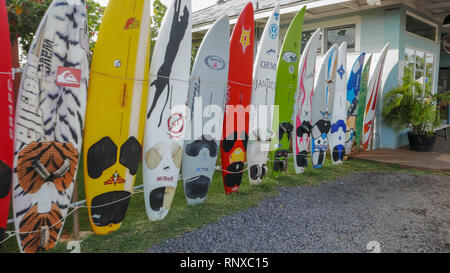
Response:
[93, 0, 217, 12]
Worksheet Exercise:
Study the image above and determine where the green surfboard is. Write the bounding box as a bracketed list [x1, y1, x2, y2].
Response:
[355, 54, 372, 147]
[270, 7, 306, 177]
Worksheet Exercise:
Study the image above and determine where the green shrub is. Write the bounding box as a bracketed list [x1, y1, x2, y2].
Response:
[382, 79, 450, 136]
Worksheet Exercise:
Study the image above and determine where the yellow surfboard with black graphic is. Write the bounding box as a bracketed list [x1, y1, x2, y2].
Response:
[83, 0, 151, 235]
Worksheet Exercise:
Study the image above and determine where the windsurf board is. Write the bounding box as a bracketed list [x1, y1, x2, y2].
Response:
[220, 2, 254, 194]
[182, 15, 230, 205]
[247, 4, 280, 184]
[83, 0, 151, 234]
[12, 0, 89, 253]
[292, 28, 321, 173]
[269, 6, 306, 177]
[362, 43, 390, 151]
[143, 0, 192, 221]
[344, 52, 365, 159]
[310, 44, 338, 169]
[0, 0, 14, 241]
[329, 42, 348, 164]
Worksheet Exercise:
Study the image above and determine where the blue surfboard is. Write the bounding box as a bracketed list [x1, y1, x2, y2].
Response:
[344, 53, 365, 158]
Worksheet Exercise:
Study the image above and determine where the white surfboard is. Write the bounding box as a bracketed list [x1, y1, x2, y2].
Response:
[362, 43, 390, 151]
[292, 28, 321, 174]
[247, 4, 280, 185]
[12, 0, 89, 253]
[329, 42, 348, 164]
[143, 0, 191, 221]
[182, 15, 230, 205]
[310, 44, 338, 169]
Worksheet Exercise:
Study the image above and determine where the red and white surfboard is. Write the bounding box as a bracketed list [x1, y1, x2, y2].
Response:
[362, 43, 390, 150]
[220, 2, 254, 194]
[0, 0, 14, 240]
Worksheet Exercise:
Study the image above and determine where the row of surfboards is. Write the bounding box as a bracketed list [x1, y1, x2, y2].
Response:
[0, 0, 390, 253]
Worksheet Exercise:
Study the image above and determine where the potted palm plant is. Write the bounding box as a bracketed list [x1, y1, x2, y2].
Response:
[382, 79, 450, 152]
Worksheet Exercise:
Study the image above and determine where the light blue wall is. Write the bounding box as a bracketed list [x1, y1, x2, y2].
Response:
[356, 6, 403, 150]
[379, 7, 403, 150]
[360, 8, 388, 53]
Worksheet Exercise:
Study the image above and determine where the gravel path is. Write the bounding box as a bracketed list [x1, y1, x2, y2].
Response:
[147, 172, 450, 253]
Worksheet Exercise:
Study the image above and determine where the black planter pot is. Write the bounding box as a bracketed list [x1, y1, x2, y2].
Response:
[407, 132, 436, 152]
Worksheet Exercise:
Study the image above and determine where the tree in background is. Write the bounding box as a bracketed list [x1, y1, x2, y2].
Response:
[7, 0, 51, 54]
[151, 0, 167, 56]
[85, 0, 104, 56]
[7, 0, 104, 57]
[6, 0, 104, 102]
[150, 0, 200, 67]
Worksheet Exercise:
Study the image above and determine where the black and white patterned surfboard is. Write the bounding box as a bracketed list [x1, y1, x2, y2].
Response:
[12, 0, 89, 253]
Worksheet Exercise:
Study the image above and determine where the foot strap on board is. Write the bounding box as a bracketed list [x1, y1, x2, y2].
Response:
[32, 158, 71, 181]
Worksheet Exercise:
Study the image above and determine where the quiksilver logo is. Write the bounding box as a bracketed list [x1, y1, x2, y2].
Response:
[55, 67, 81, 88]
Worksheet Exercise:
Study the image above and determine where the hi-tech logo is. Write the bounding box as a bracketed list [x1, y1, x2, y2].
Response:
[124, 17, 140, 30]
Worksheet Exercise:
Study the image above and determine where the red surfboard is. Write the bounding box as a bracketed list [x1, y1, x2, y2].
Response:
[0, 0, 14, 240]
[220, 2, 254, 195]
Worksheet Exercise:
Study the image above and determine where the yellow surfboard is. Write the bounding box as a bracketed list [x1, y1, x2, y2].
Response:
[83, 0, 151, 235]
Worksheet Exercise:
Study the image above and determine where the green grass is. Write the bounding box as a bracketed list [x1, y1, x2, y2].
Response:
[0, 155, 441, 253]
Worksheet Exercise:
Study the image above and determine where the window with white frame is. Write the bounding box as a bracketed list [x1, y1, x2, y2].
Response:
[405, 12, 438, 42]
[325, 25, 356, 51]
[301, 24, 356, 54]
[404, 47, 435, 94]
[300, 29, 322, 53]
